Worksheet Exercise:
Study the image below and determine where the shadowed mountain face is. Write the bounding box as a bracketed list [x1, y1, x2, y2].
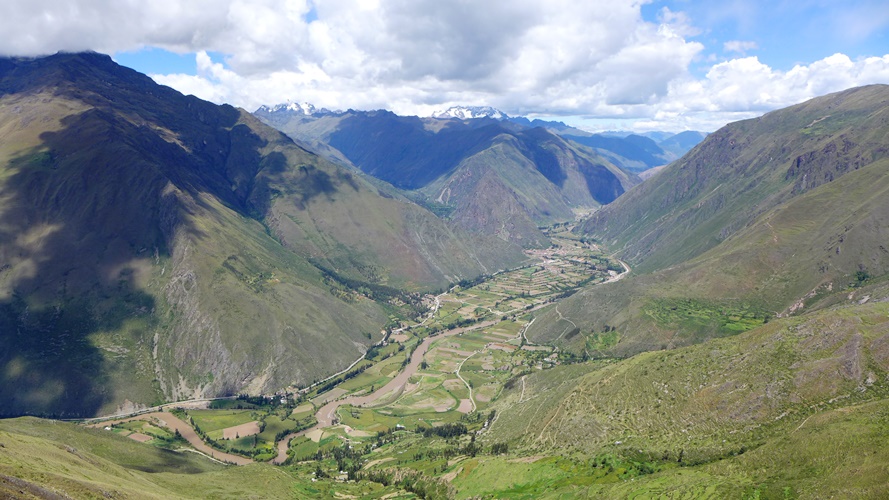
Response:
[0, 52, 525, 417]
[255, 108, 638, 248]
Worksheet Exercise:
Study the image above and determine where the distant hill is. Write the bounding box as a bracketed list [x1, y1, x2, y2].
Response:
[255, 106, 638, 247]
[560, 131, 707, 174]
[561, 133, 670, 173]
[658, 130, 708, 157]
[0, 52, 526, 417]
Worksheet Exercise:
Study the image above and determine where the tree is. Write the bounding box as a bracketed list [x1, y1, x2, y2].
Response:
[315, 465, 328, 478]
[491, 442, 508, 455]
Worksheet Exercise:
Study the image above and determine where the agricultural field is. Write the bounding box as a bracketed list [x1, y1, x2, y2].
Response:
[59, 234, 625, 496]
[268, 239, 621, 464]
[180, 396, 316, 461]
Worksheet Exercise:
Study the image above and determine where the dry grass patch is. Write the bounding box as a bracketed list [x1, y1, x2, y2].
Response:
[443, 379, 465, 391]
[456, 399, 473, 413]
[222, 421, 260, 440]
[313, 387, 348, 405]
[126, 432, 153, 443]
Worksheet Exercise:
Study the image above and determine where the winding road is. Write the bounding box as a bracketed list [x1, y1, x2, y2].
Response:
[455, 351, 478, 413]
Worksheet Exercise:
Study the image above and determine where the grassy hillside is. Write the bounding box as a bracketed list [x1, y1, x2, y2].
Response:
[484, 296, 889, 497]
[526, 85, 889, 353]
[0, 417, 400, 499]
[0, 52, 525, 417]
[528, 155, 889, 354]
[581, 84, 889, 274]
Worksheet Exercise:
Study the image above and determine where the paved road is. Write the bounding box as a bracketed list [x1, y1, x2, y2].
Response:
[272, 319, 499, 464]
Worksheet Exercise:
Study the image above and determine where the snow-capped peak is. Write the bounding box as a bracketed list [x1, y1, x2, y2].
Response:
[255, 101, 331, 116]
[432, 106, 508, 120]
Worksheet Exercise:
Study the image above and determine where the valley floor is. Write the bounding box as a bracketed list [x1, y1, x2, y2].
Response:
[7, 227, 889, 498]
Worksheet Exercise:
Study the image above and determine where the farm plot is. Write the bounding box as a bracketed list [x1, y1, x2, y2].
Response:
[189, 409, 256, 438]
[222, 421, 261, 440]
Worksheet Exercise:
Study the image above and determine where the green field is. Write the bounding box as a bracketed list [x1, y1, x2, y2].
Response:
[188, 409, 256, 434]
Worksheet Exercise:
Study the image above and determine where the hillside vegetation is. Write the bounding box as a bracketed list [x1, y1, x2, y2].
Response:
[527, 85, 889, 354]
[484, 292, 889, 497]
[581, 84, 889, 274]
[0, 53, 524, 417]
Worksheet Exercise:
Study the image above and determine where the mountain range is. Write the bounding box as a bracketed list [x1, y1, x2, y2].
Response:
[3, 52, 889, 498]
[255, 105, 643, 247]
[0, 52, 525, 417]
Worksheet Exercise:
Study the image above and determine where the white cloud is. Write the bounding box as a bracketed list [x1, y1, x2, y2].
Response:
[723, 40, 758, 54]
[2, 1, 888, 131]
[137, 0, 711, 115]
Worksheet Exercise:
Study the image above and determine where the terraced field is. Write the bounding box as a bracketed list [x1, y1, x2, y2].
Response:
[50, 235, 624, 495]
[263, 238, 621, 462]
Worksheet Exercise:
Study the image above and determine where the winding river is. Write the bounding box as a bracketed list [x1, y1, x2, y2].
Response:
[271, 318, 499, 464]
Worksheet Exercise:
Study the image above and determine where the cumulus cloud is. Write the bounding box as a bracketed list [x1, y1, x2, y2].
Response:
[2, 1, 888, 131]
[146, 0, 707, 115]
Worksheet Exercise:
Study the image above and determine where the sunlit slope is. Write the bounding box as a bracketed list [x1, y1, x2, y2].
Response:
[529, 155, 889, 353]
[581, 84, 889, 274]
[528, 85, 889, 352]
[488, 297, 889, 497]
[0, 417, 305, 499]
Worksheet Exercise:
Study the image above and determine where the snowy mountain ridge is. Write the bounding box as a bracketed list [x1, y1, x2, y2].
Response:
[432, 106, 508, 120]
[255, 101, 338, 116]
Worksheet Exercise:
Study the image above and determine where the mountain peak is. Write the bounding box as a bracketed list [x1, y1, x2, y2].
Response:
[255, 101, 338, 116]
[432, 106, 508, 120]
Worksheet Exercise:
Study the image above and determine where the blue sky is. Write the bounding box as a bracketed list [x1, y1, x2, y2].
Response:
[640, 0, 889, 73]
[116, 48, 198, 76]
[2, 0, 888, 131]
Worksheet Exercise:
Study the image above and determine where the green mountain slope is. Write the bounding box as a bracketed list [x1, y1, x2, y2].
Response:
[486, 294, 889, 497]
[525, 85, 889, 353]
[580, 84, 889, 274]
[529, 155, 889, 353]
[0, 417, 396, 499]
[423, 128, 636, 247]
[0, 52, 524, 417]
